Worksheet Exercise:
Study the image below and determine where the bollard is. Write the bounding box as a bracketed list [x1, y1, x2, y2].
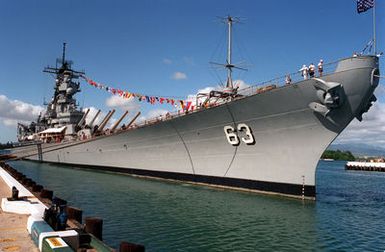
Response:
[77, 229, 92, 247]
[52, 197, 67, 207]
[11, 186, 19, 200]
[27, 181, 36, 188]
[23, 178, 32, 186]
[32, 184, 44, 192]
[40, 189, 53, 200]
[13, 173, 22, 180]
[119, 241, 145, 252]
[15, 174, 24, 181]
[67, 206, 83, 224]
[21, 177, 30, 185]
[18, 175, 26, 183]
[85, 217, 103, 241]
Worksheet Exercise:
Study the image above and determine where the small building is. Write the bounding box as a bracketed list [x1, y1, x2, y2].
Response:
[38, 126, 66, 143]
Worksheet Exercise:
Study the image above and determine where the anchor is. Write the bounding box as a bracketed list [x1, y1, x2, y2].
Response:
[309, 78, 344, 117]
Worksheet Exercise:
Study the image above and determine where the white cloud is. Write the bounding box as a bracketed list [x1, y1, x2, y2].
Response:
[105, 96, 141, 128]
[196, 86, 216, 94]
[146, 109, 169, 118]
[0, 94, 44, 128]
[105, 95, 140, 112]
[3, 119, 18, 127]
[83, 106, 131, 130]
[183, 57, 195, 66]
[163, 57, 194, 65]
[137, 109, 170, 124]
[374, 84, 385, 97]
[185, 86, 215, 108]
[163, 58, 172, 65]
[107, 118, 117, 129]
[171, 72, 187, 80]
[335, 101, 385, 147]
[233, 79, 250, 90]
[185, 79, 251, 107]
[83, 107, 105, 126]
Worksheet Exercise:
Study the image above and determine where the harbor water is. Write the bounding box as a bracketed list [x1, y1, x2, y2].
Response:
[7, 160, 385, 251]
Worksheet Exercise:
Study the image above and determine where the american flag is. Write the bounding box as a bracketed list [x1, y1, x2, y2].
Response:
[357, 0, 374, 13]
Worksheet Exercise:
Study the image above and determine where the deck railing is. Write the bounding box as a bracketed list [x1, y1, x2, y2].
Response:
[238, 59, 340, 96]
[98, 59, 342, 136]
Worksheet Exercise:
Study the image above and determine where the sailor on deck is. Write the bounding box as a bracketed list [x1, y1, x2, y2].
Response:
[285, 74, 292, 85]
[308, 63, 315, 78]
[318, 59, 324, 77]
[299, 65, 308, 80]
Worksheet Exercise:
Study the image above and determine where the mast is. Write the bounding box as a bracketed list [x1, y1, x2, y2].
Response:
[209, 15, 246, 95]
[62, 42, 66, 65]
[373, 0, 376, 54]
[226, 16, 234, 89]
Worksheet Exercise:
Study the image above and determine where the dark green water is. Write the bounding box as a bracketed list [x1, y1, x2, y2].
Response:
[7, 160, 385, 251]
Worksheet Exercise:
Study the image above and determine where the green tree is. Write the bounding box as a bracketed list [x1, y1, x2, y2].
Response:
[321, 150, 355, 161]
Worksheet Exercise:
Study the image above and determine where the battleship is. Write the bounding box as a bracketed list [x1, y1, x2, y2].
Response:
[12, 17, 380, 199]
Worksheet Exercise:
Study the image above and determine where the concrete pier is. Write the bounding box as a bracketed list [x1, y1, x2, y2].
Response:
[0, 176, 39, 252]
[0, 162, 142, 251]
[346, 161, 385, 172]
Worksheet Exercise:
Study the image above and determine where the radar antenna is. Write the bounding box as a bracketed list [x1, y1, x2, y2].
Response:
[43, 43, 84, 76]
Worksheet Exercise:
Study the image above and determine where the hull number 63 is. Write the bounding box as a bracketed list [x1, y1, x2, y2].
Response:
[224, 123, 255, 146]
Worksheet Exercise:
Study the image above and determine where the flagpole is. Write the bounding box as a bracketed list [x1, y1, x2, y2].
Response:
[373, 0, 376, 54]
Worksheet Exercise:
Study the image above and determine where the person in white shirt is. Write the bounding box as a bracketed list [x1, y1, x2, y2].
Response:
[318, 59, 324, 77]
[285, 74, 292, 85]
[299, 65, 308, 80]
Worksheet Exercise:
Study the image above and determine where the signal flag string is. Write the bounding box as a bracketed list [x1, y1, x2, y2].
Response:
[80, 75, 192, 110]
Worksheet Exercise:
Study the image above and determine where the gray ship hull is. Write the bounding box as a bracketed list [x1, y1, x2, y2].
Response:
[17, 56, 380, 199]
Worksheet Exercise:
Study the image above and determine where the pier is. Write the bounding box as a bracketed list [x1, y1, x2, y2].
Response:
[0, 174, 39, 252]
[345, 161, 385, 172]
[0, 161, 145, 252]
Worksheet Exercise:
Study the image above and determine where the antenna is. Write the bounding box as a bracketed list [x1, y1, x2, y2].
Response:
[210, 15, 246, 91]
[44, 43, 85, 76]
[226, 16, 233, 89]
[62, 42, 66, 65]
[373, 1, 376, 55]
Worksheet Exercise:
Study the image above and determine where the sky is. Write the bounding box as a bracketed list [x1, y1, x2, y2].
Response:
[0, 0, 384, 147]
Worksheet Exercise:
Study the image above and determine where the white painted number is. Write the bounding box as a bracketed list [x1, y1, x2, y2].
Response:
[224, 123, 255, 145]
[224, 126, 240, 146]
[237, 123, 255, 144]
